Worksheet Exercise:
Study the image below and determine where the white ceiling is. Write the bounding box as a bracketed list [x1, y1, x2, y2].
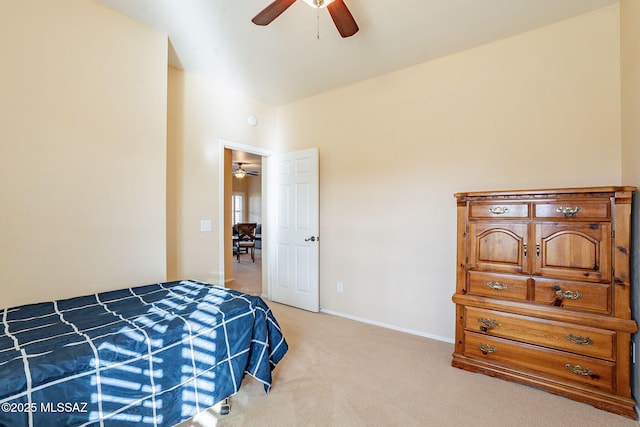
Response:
[95, 0, 618, 106]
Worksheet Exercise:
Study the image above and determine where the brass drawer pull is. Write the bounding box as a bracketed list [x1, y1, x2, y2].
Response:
[488, 207, 509, 215]
[566, 334, 594, 345]
[556, 206, 583, 217]
[555, 289, 583, 300]
[478, 317, 499, 332]
[477, 343, 497, 355]
[486, 281, 508, 290]
[565, 364, 592, 376]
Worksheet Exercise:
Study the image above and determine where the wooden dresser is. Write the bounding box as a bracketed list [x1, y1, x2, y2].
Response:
[451, 186, 637, 418]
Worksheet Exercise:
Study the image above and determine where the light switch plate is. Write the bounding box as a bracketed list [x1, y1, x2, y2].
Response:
[200, 220, 212, 232]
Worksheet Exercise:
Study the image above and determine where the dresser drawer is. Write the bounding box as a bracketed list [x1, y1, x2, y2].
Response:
[534, 200, 610, 220]
[534, 278, 611, 315]
[464, 332, 615, 392]
[469, 202, 529, 219]
[464, 307, 615, 360]
[467, 272, 528, 301]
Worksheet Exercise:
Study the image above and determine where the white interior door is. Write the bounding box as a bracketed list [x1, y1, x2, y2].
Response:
[269, 148, 319, 312]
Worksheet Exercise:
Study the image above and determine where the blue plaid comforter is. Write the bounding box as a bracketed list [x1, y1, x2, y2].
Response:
[0, 280, 288, 426]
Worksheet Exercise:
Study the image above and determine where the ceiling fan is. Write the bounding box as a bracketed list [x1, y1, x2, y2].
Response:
[232, 162, 260, 179]
[252, 0, 359, 38]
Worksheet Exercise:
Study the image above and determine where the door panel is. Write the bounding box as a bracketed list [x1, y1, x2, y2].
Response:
[534, 223, 611, 282]
[468, 222, 528, 274]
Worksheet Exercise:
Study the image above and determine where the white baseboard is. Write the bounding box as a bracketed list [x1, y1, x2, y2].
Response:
[320, 308, 455, 344]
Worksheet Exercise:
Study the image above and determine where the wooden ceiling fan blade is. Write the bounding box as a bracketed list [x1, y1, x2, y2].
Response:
[327, 0, 359, 38]
[252, 0, 297, 26]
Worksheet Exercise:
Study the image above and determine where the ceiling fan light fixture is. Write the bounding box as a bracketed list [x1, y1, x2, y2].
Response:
[302, 0, 335, 9]
[233, 166, 247, 179]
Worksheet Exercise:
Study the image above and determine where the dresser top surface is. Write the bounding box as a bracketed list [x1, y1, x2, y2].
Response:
[454, 186, 637, 199]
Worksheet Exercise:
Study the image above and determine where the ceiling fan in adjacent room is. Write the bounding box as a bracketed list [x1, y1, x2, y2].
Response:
[232, 162, 259, 179]
[252, 0, 359, 38]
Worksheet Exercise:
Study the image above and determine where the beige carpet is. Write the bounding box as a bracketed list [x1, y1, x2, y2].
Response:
[226, 249, 262, 296]
[179, 300, 638, 427]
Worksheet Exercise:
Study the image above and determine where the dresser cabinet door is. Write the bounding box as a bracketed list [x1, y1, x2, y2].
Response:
[468, 223, 528, 274]
[533, 223, 611, 282]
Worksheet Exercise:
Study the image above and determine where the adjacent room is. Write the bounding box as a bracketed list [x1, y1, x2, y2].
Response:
[2, 0, 640, 425]
[227, 150, 263, 296]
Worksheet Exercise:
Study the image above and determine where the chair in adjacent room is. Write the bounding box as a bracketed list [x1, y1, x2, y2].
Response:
[235, 223, 257, 262]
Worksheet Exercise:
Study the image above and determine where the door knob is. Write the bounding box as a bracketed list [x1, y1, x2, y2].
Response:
[305, 236, 317, 242]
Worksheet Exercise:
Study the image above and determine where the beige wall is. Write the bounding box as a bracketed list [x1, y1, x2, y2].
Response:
[0, 0, 168, 309]
[231, 175, 262, 225]
[247, 176, 263, 224]
[166, 67, 276, 284]
[232, 176, 249, 200]
[277, 5, 623, 340]
[621, 0, 640, 186]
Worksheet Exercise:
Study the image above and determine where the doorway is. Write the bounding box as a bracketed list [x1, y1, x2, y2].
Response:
[218, 141, 320, 311]
[227, 150, 263, 295]
[218, 140, 271, 298]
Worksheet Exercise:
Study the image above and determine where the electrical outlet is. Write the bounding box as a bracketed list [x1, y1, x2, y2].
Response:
[336, 281, 344, 293]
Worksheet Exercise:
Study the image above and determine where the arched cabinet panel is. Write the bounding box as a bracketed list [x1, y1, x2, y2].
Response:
[534, 223, 611, 282]
[469, 223, 527, 273]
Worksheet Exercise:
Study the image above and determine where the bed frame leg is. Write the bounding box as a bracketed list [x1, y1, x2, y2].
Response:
[220, 398, 230, 415]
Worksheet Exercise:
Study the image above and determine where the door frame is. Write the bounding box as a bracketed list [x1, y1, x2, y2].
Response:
[218, 139, 272, 296]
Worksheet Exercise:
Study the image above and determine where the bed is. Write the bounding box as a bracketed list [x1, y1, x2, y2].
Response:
[0, 280, 288, 426]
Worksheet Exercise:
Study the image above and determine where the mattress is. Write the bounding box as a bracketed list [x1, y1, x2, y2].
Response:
[0, 280, 288, 426]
